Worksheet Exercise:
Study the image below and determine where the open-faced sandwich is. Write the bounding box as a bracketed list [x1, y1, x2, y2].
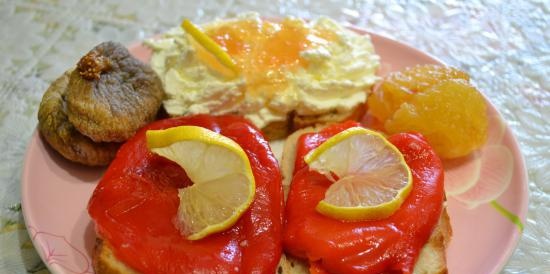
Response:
[278, 122, 451, 274]
[35, 12, 493, 274]
[145, 13, 379, 140]
[88, 115, 284, 273]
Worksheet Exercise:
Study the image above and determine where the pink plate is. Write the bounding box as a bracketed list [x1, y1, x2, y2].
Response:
[21, 29, 528, 274]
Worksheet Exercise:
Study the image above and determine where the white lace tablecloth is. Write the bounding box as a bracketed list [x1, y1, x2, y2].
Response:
[0, 0, 548, 273]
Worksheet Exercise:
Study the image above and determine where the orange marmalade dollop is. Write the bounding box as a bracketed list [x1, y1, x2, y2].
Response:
[203, 17, 335, 97]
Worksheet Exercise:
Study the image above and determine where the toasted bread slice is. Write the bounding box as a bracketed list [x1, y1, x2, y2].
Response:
[93, 124, 451, 274]
[292, 103, 366, 132]
[262, 103, 366, 141]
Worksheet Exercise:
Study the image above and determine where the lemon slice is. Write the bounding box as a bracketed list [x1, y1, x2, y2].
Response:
[181, 19, 239, 78]
[146, 126, 255, 240]
[305, 127, 412, 221]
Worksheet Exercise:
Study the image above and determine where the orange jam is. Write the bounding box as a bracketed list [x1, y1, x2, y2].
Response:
[201, 18, 335, 97]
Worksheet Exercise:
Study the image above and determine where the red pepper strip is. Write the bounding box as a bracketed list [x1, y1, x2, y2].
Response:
[283, 121, 444, 274]
[88, 114, 283, 274]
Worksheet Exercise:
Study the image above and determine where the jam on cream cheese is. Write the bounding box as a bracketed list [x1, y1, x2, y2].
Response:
[145, 13, 379, 129]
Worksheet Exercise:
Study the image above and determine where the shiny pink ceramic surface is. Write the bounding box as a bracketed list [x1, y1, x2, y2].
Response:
[21, 29, 528, 274]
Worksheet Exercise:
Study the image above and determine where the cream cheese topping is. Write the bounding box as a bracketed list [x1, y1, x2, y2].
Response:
[145, 14, 379, 129]
[145, 28, 245, 117]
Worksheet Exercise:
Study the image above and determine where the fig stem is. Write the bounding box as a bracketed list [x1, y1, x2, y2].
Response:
[77, 51, 111, 80]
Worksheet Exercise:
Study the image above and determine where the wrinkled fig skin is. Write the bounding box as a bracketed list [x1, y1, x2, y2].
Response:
[37, 71, 121, 166]
[67, 41, 164, 142]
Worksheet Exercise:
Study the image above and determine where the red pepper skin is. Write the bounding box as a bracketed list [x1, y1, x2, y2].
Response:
[88, 115, 283, 274]
[283, 122, 444, 274]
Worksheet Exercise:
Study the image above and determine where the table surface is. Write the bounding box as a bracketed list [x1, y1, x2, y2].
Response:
[0, 0, 548, 273]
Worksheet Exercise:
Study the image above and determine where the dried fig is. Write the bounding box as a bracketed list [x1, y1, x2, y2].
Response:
[66, 42, 164, 142]
[37, 71, 120, 166]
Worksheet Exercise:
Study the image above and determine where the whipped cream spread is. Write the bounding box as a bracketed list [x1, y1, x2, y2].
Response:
[145, 13, 379, 129]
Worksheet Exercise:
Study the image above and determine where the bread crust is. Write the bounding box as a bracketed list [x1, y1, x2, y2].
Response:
[93, 239, 138, 274]
[412, 207, 451, 274]
[292, 103, 366, 132]
[262, 103, 366, 141]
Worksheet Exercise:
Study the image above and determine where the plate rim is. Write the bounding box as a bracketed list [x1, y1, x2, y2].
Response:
[20, 24, 529, 274]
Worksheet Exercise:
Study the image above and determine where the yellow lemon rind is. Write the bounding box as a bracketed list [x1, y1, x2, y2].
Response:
[181, 19, 239, 76]
[147, 126, 246, 160]
[146, 125, 255, 240]
[305, 127, 389, 164]
[316, 180, 413, 221]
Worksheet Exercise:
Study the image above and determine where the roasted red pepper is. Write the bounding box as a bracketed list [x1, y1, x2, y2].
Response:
[88, 115, 283, 273]
[283, 121, 444, 274]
